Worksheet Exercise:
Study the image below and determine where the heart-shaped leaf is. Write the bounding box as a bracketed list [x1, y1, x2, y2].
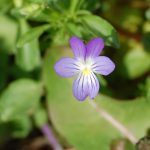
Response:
[43, 47, 149, 150]
[0, 79, 41, 122]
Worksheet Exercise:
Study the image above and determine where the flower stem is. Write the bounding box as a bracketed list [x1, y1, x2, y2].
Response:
[41, 124, 63, 150]
[89, 100, 138, 144]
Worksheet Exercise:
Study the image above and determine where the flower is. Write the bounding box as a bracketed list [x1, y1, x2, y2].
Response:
[54, 37, 115, 101]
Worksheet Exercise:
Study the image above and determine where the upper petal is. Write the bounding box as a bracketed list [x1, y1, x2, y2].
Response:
[54, 57, 79, 78]
[92, 56, 115, 76]
[69, 36, 86, 59]
[86, 38, 104, 58]
[73, 73, 88, 101]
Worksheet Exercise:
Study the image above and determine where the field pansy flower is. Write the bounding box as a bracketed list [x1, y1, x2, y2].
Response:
[54, 37, 115, 101]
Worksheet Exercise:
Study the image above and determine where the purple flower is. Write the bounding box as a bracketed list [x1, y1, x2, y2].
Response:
[54, 37, 115, 101]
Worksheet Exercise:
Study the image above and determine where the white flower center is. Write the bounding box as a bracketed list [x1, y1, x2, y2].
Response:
[77, 58, 93, 76]
[82, 67, 91, 75]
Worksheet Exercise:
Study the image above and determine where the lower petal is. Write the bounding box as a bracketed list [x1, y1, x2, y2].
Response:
[92, 56, 115, 76]
[73, 73, 99, 101]
[87, 72, 100, 99]
[73, 73, 88, 101]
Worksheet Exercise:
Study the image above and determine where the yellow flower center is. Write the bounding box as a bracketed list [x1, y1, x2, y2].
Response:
[82, 68, 91, 75]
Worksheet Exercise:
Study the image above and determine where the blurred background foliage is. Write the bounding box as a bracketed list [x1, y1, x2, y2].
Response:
[0, 0, 150, 150]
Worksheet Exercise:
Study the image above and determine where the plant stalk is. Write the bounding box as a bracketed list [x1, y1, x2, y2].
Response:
[89, 100, 138, 144]
[41, 124, 63, 150]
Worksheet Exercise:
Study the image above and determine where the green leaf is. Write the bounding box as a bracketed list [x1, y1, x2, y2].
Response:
[67, 23, 82, 37]
[16, 19, 41, 71]
[0, 117, 32, 139]
[47, 0, 70, 11]
[81, 15, 120, 48]
[0, 79, 41, 122]
[146, 8, 150, 20]
[12, 2, 43, 18]
[26, 0, 48, 5]
[43, 47, 150, 150]
[34, 106, 48, 127]
[69, 0, 80, 13]
[10, 117, 32, 138]
[123, 45, 150, 79]
[0, 0, 13, 13]
[17, 24, 50, 48]
[0, 14, 18, 53]
[81, 0, 101, 11]
[145, 77, 150, 101]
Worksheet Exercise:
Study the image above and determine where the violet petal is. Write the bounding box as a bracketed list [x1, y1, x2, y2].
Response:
[54, 57, 79, 78]
[92, 56, 115, 76]
[73, 73, 99, 101]
[72, 73, 88, 101]
[69, 36, 86, 59]
[87, 72, 100, 99]
[86, 38, 104, 58]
